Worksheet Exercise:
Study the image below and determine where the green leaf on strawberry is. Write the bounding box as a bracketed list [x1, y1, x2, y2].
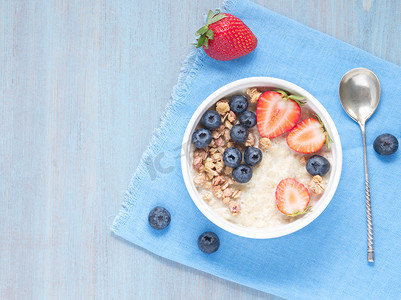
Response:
[288, 206, 312, 217]
[313, 113, 333, 148]
[196, 26, 208, 36]
[274, 89, 288, 97]
[209, 13, 227, 24]
[207, 10, 215, 22]
[204, 37, 209, 49]
[195, 11, 227, 49]
[274, 89, 306, 106]
[196, 35, 206, 48]
[288, 94, 307, 102]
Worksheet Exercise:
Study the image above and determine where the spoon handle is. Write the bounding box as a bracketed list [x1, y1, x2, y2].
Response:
[360, 123, 374, 262]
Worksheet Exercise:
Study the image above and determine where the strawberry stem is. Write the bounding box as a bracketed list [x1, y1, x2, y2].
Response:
[194, 10, 227, 48]
[289, 206, 312, 217]
[288, 94, 307, 106]
[313, 113, 332, 147]
[274, 89, 288, 97]
[274, 89, 306, 106]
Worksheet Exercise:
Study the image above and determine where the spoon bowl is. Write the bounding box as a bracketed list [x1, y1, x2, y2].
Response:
[339, 67, 381, 263]
[339, 68, 381, 124]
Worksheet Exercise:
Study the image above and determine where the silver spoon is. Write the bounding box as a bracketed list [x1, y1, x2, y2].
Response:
[339, 68, 381, 263]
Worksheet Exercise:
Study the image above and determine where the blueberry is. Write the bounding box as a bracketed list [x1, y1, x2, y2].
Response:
[148, 206, 171, 230]
[201, 110, 221, 130]
[230, 124, 249, 143]
[192, 128, 212, 149]
[373, 133, 398, 156]
[223, 147, 242, 168]
[232, 164, 253, 183]
[229, 95, 248, 114]
[244, 147, 262, 166]
[198, 231, 220, 253]
[306, 155, 330, 176]
[239, 111, 257, 128]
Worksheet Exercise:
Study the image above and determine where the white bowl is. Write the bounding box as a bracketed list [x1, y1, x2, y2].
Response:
[181, 77, 342, 239]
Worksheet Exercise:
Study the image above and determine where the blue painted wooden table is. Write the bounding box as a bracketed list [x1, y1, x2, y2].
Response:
[1, 0, 400, 299]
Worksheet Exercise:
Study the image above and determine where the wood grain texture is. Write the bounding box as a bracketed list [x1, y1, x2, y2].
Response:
[1, 0, 400, 299]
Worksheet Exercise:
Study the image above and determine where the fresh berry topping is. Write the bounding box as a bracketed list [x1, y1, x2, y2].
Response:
[306, 155, 330, 176]
[287, 118, 327, 153]
[232, 164, 253, 183]
[201, 110, 222, 130]
[148, 207, 171, 230]
[229, 95, 248, 114]
[223, 147, 242, 168]
[275, 178, 311, 216]
[239, 110, 257, 128]
[230, 124, 249, 143]
[198, 231, 220, 253]
[256, 90, 304, 138]
[192, 128, 212, 149]
[373, 134, 399, 156]
[195, 10, 257, 61]
[244, 147, 262, 166]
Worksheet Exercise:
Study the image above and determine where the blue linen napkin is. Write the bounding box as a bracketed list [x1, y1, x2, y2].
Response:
[112, 0, 401, 298]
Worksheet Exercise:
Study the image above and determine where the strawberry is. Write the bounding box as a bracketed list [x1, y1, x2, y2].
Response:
[287, 117, 328, 154]
[195, 10, 257, 61]
[275, 178, 311, 216]
[256, 90, 305, 138]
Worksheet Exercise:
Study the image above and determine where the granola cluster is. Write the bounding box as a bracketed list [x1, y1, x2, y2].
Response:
[246, 88, 262, 104]
[299, 156, 307, 165]
[258, 137, 272, 151]
[308, 175, 325, 194]
[192, 99, 244, 215]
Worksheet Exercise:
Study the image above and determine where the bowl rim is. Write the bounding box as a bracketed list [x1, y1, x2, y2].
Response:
[181, 77, 342, 239]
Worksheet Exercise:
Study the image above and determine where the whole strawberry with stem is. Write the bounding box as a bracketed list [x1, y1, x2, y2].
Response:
[195, 10, 257, 61]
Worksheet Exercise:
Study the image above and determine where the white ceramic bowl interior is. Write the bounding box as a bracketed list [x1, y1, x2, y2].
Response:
[181, 77, 342, 239]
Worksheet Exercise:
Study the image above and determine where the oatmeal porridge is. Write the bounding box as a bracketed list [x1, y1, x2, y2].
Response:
[191, 88, 333, 229]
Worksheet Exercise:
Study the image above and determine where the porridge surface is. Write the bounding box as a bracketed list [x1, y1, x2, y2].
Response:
[191, 94, 332, 229]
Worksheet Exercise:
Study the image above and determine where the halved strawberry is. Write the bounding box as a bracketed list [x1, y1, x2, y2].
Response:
[287, 117, 328, 153]
[256, 90, 304, 138]
[287, 118, 327, 153]
[275, 178, 311, 216]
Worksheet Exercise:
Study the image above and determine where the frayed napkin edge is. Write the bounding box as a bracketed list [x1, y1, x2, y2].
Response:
[111, 48, 204, 233]
[110, 0, 239, 235]
[111, 0, 239, 235]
